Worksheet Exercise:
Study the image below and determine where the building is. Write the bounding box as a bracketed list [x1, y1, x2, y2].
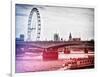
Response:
[72, 38, 81, 41]
[16, 34, 24, 41]
[68, 32, 81, 41]
[54, 33, 60, 41]
[69, 32, 72, 41]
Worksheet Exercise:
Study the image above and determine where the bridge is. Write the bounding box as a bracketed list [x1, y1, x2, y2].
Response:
[16, 40, 94, 53]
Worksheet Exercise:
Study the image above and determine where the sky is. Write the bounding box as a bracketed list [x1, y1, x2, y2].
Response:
[15, 4, 94, 41]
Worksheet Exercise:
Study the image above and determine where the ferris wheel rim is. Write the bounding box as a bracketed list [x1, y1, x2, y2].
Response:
[27, 7, 41, 41]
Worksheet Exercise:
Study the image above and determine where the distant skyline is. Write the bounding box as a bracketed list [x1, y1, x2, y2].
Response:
[16, 4, 94, 41]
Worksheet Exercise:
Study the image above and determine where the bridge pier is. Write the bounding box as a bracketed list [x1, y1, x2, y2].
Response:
[64, 48, 70, 54]
[43, 48, 58, 60]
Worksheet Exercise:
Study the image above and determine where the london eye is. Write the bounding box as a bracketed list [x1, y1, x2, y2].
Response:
[27, 8, 41, 41]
